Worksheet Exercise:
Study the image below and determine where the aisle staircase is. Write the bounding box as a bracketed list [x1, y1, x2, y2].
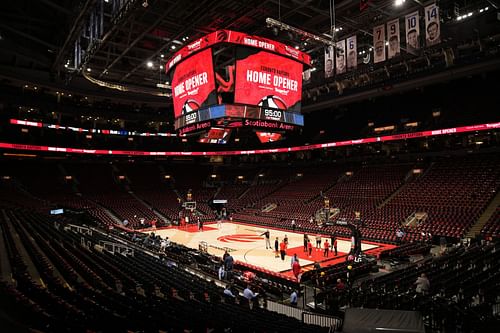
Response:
[466, 190, 500, 238]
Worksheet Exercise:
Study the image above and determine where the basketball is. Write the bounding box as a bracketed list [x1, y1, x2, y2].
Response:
[182, 99, 200, 114]
[258, 95, 287, 110]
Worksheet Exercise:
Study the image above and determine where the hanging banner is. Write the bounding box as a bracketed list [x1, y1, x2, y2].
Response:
[346, 35, 357, 70]
[405, 11, 420, 54]
[302, 68, 311, 83]
[425, 3, 441, 47]
[387, 18, 400, 59]
[373, 24, 386, 63]
[324, 45, 335, 78]
[335, 40, 346, 74]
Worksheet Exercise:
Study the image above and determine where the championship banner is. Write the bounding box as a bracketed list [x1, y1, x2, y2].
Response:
[425, 4, 441, 47]
[346, 35, 357, 70]
[387, 18, 400, 59]
[171, 48, 217, 118]
[234, 48, 303, 113]
[373, 24, 386, 63]
[335, 40, 346, 74]
[405, 11, 420, 54]
[324, 45, 335, 78]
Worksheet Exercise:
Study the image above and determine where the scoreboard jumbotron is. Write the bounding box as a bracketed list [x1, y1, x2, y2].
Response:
[165, 30, 311, 142]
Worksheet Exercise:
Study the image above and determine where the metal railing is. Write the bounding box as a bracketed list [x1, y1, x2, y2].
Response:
[266, 300, 343, 329]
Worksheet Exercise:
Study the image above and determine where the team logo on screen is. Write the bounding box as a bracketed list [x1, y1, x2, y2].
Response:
[182, 99, 200, 115]
[258, 95, 287, 109]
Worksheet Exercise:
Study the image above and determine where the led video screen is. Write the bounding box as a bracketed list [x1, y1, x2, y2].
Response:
[234, 48, 303, 113]
[256, 131, 283, 143]
[198, 128, 231, 144]
[171, 48, 217, 118]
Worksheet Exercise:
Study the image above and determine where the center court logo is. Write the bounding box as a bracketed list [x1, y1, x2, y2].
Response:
[217, 234, 263, 243]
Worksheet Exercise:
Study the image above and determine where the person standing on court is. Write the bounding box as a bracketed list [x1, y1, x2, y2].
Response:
[274, 237, 280, 258]
[324, 239, 330, 257]
[260, 229, 271, 249]
[303, 234, 309, 252]
[333, 237, 338, 256]
[280, 239, 287, 261]
[316, 234, 322, 251]
[307, 239, 313, 257]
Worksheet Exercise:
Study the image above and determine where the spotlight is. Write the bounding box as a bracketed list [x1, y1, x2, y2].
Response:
[394, 0, 405, 6]
[142, 0, 148, 8]
[147, 61, 153, 68]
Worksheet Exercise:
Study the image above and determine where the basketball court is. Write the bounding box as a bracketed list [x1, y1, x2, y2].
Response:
[147, 221, 396, 277]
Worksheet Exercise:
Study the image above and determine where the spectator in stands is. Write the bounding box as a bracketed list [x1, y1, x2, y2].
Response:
[160, 237, 168, 251]
[274, 237, 279, 258]
[218, 264, 225, 280]
[280, 239, 287, 261]
[303, 234, 309, 252]
[260, 229, 271, 249]
[291, 219, 296, 231]
[307, 239, 313, 257]
[290, 290, 298, 307]
[336, 278, 346, 291]
[396, 228, 404, 244]
[224, 285, 235, 298]
[415, 273, 430, 294]
[324, 239, 330, 257]
[243, 284, 257, 308]
[122, 219, 129, 227]
[316, 234, 322, 250]
[224, 251, 234, 273]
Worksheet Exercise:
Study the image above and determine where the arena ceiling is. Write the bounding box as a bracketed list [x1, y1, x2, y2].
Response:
[1, 0, 491, 91]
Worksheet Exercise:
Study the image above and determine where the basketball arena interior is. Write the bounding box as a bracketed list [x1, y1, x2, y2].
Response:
[0, 0, 499, 332]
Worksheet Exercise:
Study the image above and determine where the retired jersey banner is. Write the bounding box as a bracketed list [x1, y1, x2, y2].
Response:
[302, 68, 312, 83]
[335, 40, 347, 74]
[405, 11, 420, 54]
[373, 24, 386, 63]
[234, 48, 303, 113]
[324, 45, 335, 78]
[346, 35, 357, 70]
[425, 4, 441, 47]
[387, 18, 400, 59]
[171, 48, 217, 118]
